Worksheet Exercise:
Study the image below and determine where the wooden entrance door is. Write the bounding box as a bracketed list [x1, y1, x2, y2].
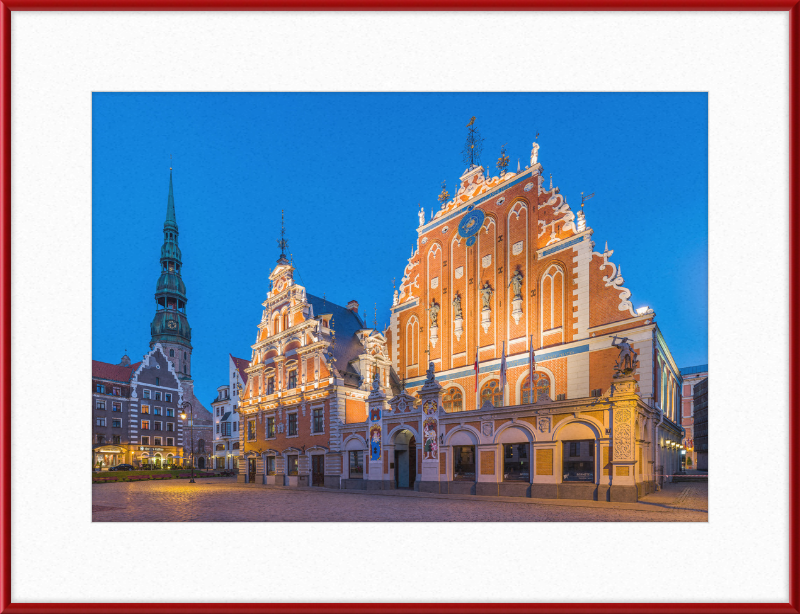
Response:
[312, 455, 324, 486]
[248, 458, 256, 483]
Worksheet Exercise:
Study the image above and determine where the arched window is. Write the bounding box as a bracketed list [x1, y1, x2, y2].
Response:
[521, 374, 551, 403]
[405, 316, 418, 367]
[282, 310, 289, 331]
[197, 439, 205, 453]
[169, 349, 174, 357]
[443, 388, 463, 413]
[541, 265, 564, 335]
[480, 380, 503, 407]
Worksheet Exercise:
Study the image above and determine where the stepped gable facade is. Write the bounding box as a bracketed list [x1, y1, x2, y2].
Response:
[236, 251, 394, 488]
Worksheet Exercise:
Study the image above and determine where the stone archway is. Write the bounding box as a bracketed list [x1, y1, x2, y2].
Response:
[198, 456, 206, 470]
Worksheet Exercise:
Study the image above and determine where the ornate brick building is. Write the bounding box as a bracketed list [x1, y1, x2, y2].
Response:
[679, 364, 708, 469]
[237, 228, 395, 487]
[236, 133, 685, 502]
[356, 136, 683, 501]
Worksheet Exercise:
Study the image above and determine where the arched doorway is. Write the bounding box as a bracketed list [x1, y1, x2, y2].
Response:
[198, 456, 206, 470]
[394, 430, 417, 489]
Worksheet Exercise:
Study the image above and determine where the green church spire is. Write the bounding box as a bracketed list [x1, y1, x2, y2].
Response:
[150, 169, 192, 350]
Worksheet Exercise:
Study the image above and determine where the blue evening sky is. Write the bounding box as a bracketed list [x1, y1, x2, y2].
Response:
[92, 93, 708, 407]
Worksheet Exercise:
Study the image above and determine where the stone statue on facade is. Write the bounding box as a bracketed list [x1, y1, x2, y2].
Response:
[372, 369, 380, 391]
[425, 361, 436, 383]
[530, 141, 539, 166]
[510, 269, 524, 300]
[480, 282, 494, 310]
[418, 205, 426, 227]
[611, 335, 639, 377]
[429, 299, 440, 328]
[453, 293, 462, 319]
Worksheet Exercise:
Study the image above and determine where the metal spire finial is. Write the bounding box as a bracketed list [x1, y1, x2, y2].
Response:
[580, 191, 596, 211]
[277, 209, 289, 262]
[549, 173, 553, 191]
[462, 116, 484, 169]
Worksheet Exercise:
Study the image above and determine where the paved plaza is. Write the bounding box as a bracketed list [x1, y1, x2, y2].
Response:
[92, 478, 708, 522]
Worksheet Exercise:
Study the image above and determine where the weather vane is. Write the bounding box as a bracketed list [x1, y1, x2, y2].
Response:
[438, 180, 450, 204]
[496, 143, 509, 175]
[462, 116, 484, 169]
[277, 209, 289, 260]
[580, 191, 596, 211]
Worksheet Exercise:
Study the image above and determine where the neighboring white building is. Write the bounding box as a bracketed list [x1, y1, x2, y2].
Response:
[211, 354, 249, 470]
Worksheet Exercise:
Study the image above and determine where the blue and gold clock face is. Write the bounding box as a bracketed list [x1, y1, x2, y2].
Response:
[457, 208, 485, 247]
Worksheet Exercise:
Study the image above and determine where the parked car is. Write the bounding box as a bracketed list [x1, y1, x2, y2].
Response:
[109, 463, 135, 471]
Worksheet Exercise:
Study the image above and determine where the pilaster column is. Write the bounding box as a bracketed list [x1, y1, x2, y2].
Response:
[417, 362, 443, 493]
[609, 376, 640, 502]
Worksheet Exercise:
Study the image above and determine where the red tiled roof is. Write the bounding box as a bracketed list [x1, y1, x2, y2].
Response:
[91, 360, 141, 383]
[230, 354, 250, 384]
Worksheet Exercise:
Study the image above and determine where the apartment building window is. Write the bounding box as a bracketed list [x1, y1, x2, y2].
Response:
[112, 387, 121, 396]
[288, 413, 298, 436]
[96, 400, 105, 410]
[155, 391, 161, 400]
[96, 384, 105, 393]
[216, 423, 220, 434]
[141, 436, 150, 445]
[349, 450, 364, 479]
[266, 416, 276, 438]
[167, 423, 174, 432]
[287, 369, 297, 390]
[143, 390, 151, 399]
[167, 437, 174, 446]
[233, 421, 237, 432]
[112, 435, 120, 444]
[154, 422, 162, 431]
[247, 419, 256, 441]
[267, 376, 275, 394]
[217, 408, 222, 417]
[166, 408, 173, 417]
[154, 437, 162, 446]
[165, 393, 172, 402]
[312, 407, 324, 433]
[266, 456, 276, 475]
[591, 389, 602, 397]
[141, 420, 150, 430]
[96, 435, 105, 444]
[221, 422, 231, 437]
[96, 417, 106, 427]
[287, 455, 299, 476]
[141, 405, 150, 414]
[154, 407, 162, 416]
[112, 402, 121, 412]
[112, 419, 121, 428]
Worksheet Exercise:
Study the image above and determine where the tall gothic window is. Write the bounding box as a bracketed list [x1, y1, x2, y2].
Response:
[541, 265, 564, 334]
[405, 316, 419, 367]
[480, 380, 503, 407]
[443, 388, 463, 413]
[522, 374, 551, 404]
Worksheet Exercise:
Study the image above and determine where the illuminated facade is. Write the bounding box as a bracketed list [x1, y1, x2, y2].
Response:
[354, 139, 683, 501]
[236, 247, 394, 488]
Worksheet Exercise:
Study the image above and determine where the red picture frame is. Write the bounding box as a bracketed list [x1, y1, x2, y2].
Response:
[0, 2, 797, 613]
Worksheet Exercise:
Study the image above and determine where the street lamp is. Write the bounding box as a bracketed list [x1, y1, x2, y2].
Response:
[180, 401, 195, 484]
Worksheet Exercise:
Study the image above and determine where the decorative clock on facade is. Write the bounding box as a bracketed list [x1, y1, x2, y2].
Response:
[167, 320, 177, 330]
[457, 208, 485, 247]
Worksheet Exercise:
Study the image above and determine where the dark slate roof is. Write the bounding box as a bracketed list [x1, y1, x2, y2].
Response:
[230, 354, 250, 384]
[307, 294, 365, 386]
[92, 360, 142, 383]
[221, 412, 231, 421]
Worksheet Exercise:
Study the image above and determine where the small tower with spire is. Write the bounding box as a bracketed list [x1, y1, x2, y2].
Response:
[150, 169, 193, 378]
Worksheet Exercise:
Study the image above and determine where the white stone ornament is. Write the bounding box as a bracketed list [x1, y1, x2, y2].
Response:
[524, 182, 534, 192]
[454, 266, 464, 279]
[496, 196, 506, 207]
[482, 254, 492, 269]
[430, 277, 439, 289]
[512, 241, 524, 256]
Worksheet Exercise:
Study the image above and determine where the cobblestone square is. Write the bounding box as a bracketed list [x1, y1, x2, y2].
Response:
[92, 478, 708, 522]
